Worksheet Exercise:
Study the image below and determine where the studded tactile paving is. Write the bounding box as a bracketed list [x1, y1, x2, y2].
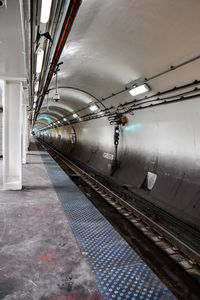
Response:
[41, 148, 176, 300]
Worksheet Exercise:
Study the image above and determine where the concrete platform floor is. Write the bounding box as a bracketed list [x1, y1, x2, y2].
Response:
[0, 143, 101, 300]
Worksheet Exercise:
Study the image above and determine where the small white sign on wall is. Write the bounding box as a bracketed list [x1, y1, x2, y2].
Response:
[69, 133, 76, 144]
[147, 172, 157, 190]
[103, 152, 114, 161]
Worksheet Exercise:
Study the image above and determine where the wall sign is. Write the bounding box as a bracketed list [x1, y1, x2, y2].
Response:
[69, 133, 76, 144]
[103, 152, 114, 161]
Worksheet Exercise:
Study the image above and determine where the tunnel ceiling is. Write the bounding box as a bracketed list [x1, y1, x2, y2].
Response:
[36, 0, 200, 127]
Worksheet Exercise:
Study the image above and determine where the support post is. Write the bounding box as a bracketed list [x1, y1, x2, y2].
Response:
[3, 81, 22, 190]
[27, 118, 30, 151]
[22, 104, 28, 164]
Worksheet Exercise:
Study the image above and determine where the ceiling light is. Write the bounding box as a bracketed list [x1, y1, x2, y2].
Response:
[89, 104, 98, 111]
[36, 49, 44, 73]
[129, 83, 150, 97]
[33, 95, 37, 102]
[57, 121, 60, 124]
[63, 118, 67, 121]
[73, 113, 78, 118]
[40, 0, 52, 24]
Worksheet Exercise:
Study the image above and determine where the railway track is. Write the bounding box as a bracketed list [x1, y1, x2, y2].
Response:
[39, 139, 200, 289]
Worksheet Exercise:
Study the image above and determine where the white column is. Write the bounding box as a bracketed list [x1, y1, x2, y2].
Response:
[22, 104, 27, 164]
[3, 81, 22, 190]
[27, 118, 30, 151]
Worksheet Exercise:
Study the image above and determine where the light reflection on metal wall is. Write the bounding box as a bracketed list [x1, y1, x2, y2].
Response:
[43, 97, 200, 230]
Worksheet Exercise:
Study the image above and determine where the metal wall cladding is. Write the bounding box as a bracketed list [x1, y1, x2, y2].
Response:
[43, 98, 200, 230]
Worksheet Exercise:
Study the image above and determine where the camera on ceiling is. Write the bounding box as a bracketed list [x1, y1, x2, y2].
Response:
[53, 92, 60, 102]
[0, 0, 7, 8]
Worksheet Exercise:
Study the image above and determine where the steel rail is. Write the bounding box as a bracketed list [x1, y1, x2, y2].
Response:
[39, 139, 200, 270]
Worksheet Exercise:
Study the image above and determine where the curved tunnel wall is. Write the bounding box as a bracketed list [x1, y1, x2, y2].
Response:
[41, 97, 200, 231]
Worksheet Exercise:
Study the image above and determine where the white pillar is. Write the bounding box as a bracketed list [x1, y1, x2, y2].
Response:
[27, 118, 30, 151]
[26, 119, 29, 152]
[3, 81, 22, 190]
[22, 104, 27, 164]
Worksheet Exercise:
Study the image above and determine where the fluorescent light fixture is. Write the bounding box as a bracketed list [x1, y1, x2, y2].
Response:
[89, 104, 98, 111]
[34, 81, 39, 92]
[33, 95, 37, 102]
[63, 118, 67, 121]
[73, 113, 78, 118]
[129, 83, 150, 97]
[40, 0, 52, 24]
[36, 49, 44, 73]
[33, 103, 36, 109]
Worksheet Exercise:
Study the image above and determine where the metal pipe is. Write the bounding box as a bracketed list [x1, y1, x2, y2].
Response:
[146, 55, 200, 83]
[39, 0, 64, 99]
[48, 86, 106, 108]
[34, 0, 82, 124]
[118, 80, 200, 108]
[118, 86, 200, 110]
[98, 55, 200, 105]
[55, 72, 58, 93]
[47, 92, 200, 126]
[125, 92, 200, 113]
